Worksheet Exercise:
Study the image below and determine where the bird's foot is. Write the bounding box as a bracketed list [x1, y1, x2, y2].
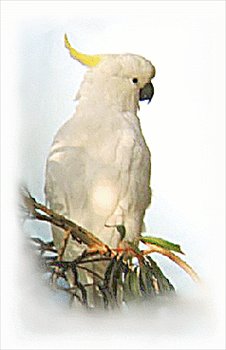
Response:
[113, 240, 143, 260]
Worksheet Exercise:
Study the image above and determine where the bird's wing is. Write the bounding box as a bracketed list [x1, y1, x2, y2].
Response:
[45, 119, 150, 254]
[45, 145, 89, 255]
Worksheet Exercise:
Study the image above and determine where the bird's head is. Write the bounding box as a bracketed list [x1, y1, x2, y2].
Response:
[64, 34, 155, 113]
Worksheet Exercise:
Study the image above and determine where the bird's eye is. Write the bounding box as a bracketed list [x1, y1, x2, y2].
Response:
[132, 78, 138, 84]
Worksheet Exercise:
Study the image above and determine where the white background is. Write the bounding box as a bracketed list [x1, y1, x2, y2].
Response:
[1, 1, 225, 349]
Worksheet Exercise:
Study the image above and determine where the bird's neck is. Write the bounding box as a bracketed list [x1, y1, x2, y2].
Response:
[77, 94, 139, 114]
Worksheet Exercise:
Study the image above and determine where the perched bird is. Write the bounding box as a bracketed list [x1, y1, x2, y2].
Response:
[45, 34, 155, 305]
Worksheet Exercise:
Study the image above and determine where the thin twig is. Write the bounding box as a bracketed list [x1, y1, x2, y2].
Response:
[77, 265, 104, 281]
[78, 257, 112, 264]
[142, 243, 200, 283]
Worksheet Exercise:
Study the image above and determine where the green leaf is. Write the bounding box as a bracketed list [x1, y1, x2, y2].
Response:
[140, 236, 184, 254]
[128, 268, 142, 298]
[145, 256, 175, 292]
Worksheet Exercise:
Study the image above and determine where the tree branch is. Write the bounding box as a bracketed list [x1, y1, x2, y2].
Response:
[142, 243, 200, 283]
[21, 188, 199, 308]
[21, 188, 110, 254]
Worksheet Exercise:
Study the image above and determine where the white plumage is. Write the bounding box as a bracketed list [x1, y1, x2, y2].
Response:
[45, 37, 155, 302]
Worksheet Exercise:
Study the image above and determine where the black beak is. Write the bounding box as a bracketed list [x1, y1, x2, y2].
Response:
[139, 81, 154, 104]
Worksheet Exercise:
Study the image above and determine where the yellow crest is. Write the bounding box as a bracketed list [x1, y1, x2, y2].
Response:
[64, 34, 102, 67]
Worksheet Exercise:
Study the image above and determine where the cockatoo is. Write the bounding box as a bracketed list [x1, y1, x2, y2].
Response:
[45, 34, 155, 305]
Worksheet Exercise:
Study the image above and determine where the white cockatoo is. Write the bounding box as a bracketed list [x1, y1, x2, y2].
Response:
[45, 35, 155, 304]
